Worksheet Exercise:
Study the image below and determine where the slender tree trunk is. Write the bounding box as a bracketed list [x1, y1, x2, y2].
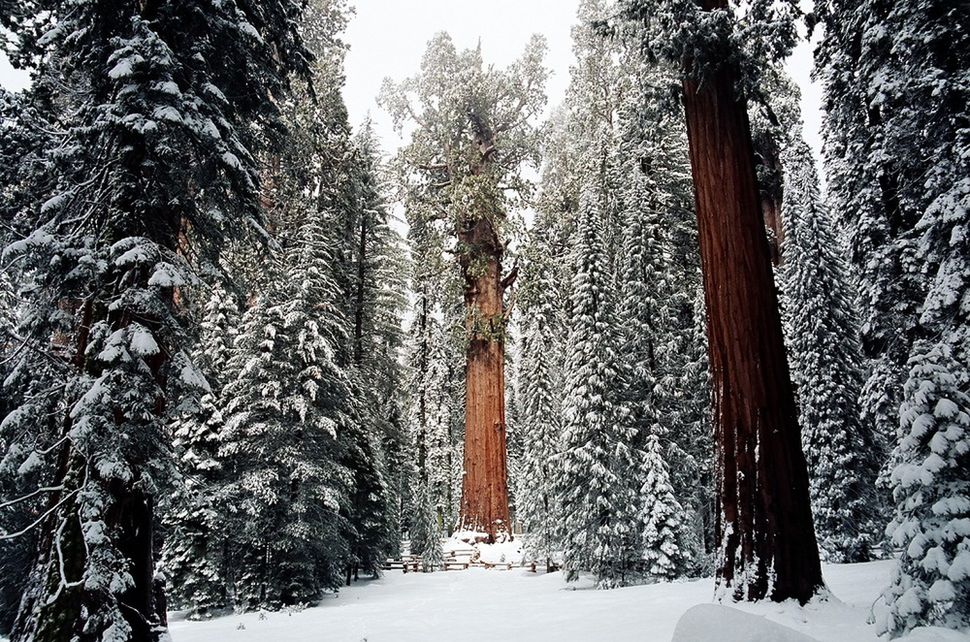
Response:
[352, 212, 368, 365]
[681, 0, 823, 604]
[751, 113, 785, 265]
[762, 196, 784, 265]
[756, 136, 785, 265]
[457, 216, 511, 541]
[416, 293, 429, 482]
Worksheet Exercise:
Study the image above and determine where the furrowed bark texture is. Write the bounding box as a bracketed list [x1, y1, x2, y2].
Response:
[458, 216, 511, 541]
[681, 1, 823, 604]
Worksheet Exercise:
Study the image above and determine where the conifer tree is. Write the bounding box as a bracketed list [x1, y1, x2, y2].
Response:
[269, 1, 402, 584]
[780, 139, 882, 563]
[617, 0, 823, 602]
[557, 187, 641, 588]
[817, 0, 969, 633]
[0, 271, 51, 635]
[516, 225, 564, 571]
[535, 2, 713, 565]
[218, 223, 352, 608]
[426, 331, 457, 532]
[381, 34, 547, 540]
[640, 432, 690, 581]
[881, 345, 970, 634]
[0, 1, 310, 637]
[615, 121, 695, 581]
[404, 283, 458, 533]
[162, 282, 241, 616]
[417, 482, 446, 573]
[0, 90, 60, 629]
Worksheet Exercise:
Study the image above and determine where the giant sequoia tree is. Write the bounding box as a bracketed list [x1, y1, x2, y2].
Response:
[380, 34, 547, 540]
[0, 1, 309, 639]
[618, 0, 822, 602]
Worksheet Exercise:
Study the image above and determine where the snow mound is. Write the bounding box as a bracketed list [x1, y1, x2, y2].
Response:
[900, 627, 970, 642]
[673, 604, 819, 642]
[442, 532, 525, 566]
[477, 540, 524, 565]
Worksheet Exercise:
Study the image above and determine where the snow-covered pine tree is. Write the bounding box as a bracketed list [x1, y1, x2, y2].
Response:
[815, 0, 917, 456]
[537, 2, 715, 567]
[426, 328, 457, 533]
[566, 0, 627, 258]
[410, 482, 444, 572]
[0, 90, 60, 634]
[556, 186, 641, 588]
[505, 352, 525, 527]
[881, 345, 970, 634]
[516, 223, 564, 571]
[342, 125, 409, 579]
[657, 286, 713, 569]
[779, 138, 883, 563]
[614, 88, 668, 452]
[0, 1, 310, 638]
[255, 0, 403, 585]
[162, 282, 241, 616]
[816, 0, 969, 633]
[403, 283, 461, 544]
[0, 269, 56, 636]
[402, 173, 464, 540]
[406, 291, 458, 532]
[640, 432, 691, 581]
[408, 479, 432, 560]
[614, 110, 693, 582]
[219, 222, 353, 609]
[422, 531, 445, 573]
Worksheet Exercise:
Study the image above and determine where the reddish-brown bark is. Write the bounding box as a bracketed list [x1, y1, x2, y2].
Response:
[755, 133, 785, 265]
[457, 215, 511, 541]
[681, 0, 823, 604]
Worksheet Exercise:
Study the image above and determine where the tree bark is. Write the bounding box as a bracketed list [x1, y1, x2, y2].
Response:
[352, 209, 368, 365]
[752, 110, 785, 265]
[681, 0, 823, 604]
[416, 292, 429, 482]
[457, 215, 511, 542]
[757, 141, 785, 266]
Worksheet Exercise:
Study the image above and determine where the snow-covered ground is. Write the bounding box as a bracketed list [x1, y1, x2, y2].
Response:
[166, 559, 965, 642]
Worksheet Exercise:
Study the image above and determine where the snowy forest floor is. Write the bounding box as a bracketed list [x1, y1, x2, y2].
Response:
[165, 559, 963, 642]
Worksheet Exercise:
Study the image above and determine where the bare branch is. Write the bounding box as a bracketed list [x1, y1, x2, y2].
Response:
[0, 485, 65, 510]
[500, 263, 519, 290]
[0, 487, 79, 540]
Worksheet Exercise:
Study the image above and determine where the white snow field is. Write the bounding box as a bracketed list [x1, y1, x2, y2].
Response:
[167, 559, 967, 642]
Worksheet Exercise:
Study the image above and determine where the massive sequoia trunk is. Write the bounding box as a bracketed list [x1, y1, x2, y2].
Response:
[681, 0, 823, 604]
[383, 37, 544, 545]
[457, 215, 511, 541]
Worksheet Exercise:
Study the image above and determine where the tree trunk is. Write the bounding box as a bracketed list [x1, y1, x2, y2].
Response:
[352, 210, 368, 365]
[752, 111, 785, 265]
[681, 0, 823, 604]
[457, 216, 511, 542]
[416, 292, 429, 482]
[756, 135, 785, 265]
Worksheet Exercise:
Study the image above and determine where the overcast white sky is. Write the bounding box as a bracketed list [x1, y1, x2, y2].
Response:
[0, 1, 823, 169]
[342, 0, 824, 168]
